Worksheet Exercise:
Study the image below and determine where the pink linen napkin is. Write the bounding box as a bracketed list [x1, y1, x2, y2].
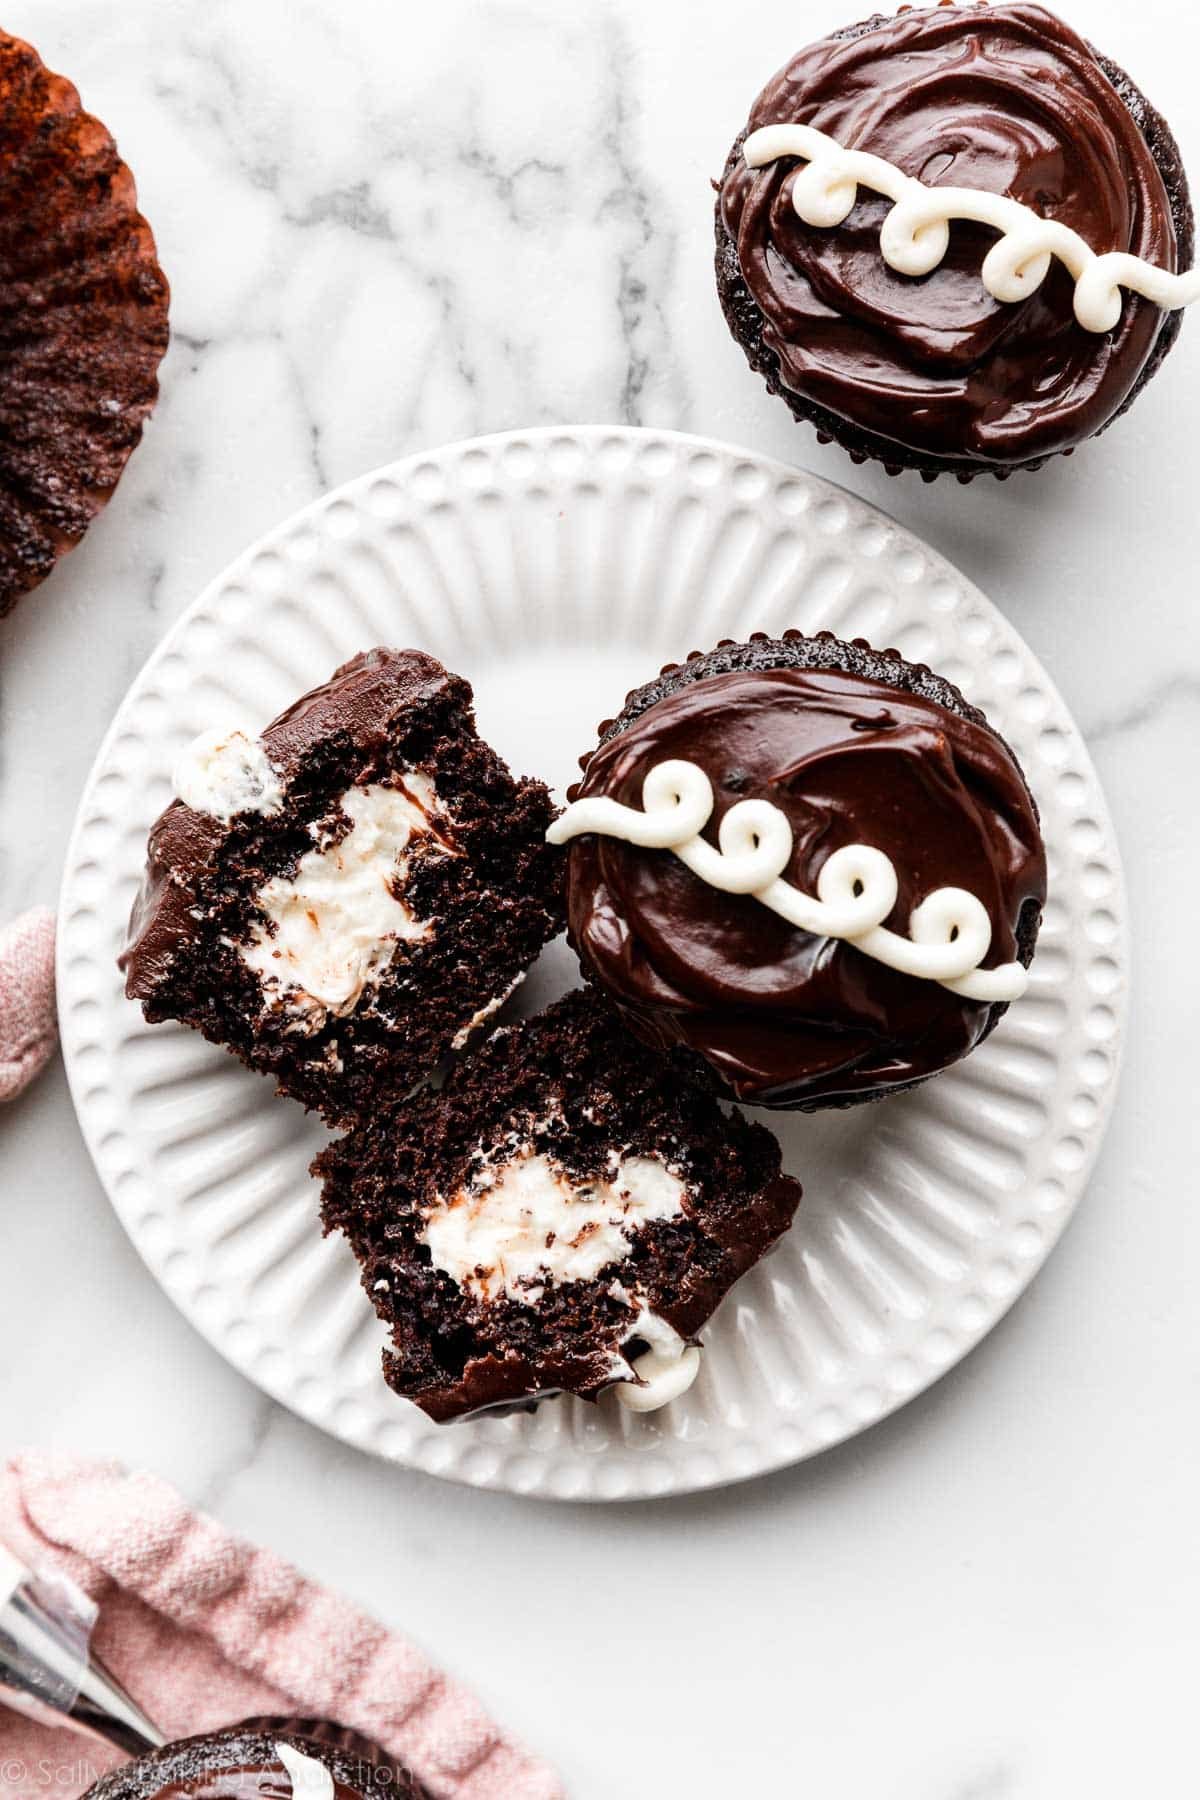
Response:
[0, 1454, 562, 1800]
[0, 909, 57, 1102]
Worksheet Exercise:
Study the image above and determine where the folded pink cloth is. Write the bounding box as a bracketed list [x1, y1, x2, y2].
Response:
[0, 1454, 562, 1800]
[0, 909, 57, 1102]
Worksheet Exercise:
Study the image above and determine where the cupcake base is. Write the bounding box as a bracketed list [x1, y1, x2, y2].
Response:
[0, 32, 169, 613]
[316, 987, 801, 1420]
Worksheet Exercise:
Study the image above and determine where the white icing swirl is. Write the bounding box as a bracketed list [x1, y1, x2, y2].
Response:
[547, 760, 1026, 1004]
[274, 1742, 335, 1799]
[743, 121, 1200, 334]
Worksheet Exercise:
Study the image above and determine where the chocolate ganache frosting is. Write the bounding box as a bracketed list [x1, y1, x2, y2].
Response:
[82, 1725, 427, 1800]
[718, 3, 1184, 469]
[563, 641, 1047, 1108]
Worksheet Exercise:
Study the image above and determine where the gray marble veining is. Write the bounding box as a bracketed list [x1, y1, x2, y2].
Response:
[1, 1, 1198, 1795]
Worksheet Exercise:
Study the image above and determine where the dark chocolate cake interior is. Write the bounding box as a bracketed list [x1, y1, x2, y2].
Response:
[317, 988, 802, 1422]
[120, 649, 563, 1122]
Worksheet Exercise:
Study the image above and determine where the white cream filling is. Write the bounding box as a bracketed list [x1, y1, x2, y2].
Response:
[613, 1307, 702, 1413]
[420, 1147, 686, 1305]
[174, 727, 284, 823]
[242, 775, 445, 1025]
[274, 1743, 334, 1800]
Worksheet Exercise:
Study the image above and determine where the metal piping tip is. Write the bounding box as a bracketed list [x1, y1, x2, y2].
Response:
[0, 1546, 164, 1757]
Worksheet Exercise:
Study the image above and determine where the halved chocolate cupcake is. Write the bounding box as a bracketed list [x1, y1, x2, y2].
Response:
[316, 988, 802, 1421]
[81, 1723, 427, 1800]
[715, 2, 1194, 477]
[120, 649, 563, 1123]
[554, 633, 1047, 1110]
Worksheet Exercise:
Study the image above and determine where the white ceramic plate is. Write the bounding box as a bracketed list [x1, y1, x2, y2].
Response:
[58, 427, 1126, 1501]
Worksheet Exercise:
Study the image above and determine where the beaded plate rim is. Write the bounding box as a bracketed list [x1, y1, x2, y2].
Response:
[56, 426, 1127, 1501]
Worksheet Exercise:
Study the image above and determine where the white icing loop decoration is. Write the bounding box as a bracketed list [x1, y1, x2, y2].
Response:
[743, 121, 1200, 334]
[548, 760, 1026, 1004]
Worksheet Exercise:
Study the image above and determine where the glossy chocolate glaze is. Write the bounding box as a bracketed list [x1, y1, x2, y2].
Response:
[153, 1774, 359, 1800]
[564, 645, 1047, 1108]
[82, 1726, 426, 1800]
[719, 3, 1178, 467]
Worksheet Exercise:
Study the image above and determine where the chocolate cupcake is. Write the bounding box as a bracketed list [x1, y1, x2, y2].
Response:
[316, 988, 802, 1421]
[715, 3, 1195, 478]
[552, 633, 1047, 1110]
[120, 649, 563, 1123]
[0, 31, 169, 612]
[81, 1723, 428, 1800]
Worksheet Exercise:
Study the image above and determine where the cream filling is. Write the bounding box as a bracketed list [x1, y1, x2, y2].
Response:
[174, 727, 284, 823]
[242, 775, 445, 1026]
[420, 1147, 686, 1305]
[613, 1307, 702, 1413]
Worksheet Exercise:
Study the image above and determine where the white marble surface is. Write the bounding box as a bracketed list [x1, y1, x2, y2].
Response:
[1, 0, 1198, 1794]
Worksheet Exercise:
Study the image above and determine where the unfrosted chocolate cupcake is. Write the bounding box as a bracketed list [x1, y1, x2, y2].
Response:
[316, 988, 801, 1421]
[120, 649, 563, 1123]
[715, 3, 1194, 478]
[81, 1723, 428, 1800]
[0, 31, 169, 612]
[553, 633, 1047, 1110]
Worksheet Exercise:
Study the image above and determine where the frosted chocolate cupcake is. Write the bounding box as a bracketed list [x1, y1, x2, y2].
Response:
[553, 633, 1047, 1110]
[81, 1724, 428, 1800]
[317, 988, 801, 1421]
[715, 3, 1195, 477]
[120, 649, 563, 1123]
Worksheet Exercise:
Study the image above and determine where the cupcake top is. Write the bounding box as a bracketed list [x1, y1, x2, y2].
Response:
[81, 1726, 426, 1800]
[718, 2, 1188, 469]
[555, 636, 1047, 1109]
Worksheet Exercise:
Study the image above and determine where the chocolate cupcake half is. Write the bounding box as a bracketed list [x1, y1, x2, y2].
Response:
[81, 1724, 428, 1800]
[715, 2, 1195, 478]
[553, 633, 1047, 1110]
[120, 649, 563, 1123]
[316, 988, 802, 1421]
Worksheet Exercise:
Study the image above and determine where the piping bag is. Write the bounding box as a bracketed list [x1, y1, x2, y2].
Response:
[0, 1543, 163, 1755]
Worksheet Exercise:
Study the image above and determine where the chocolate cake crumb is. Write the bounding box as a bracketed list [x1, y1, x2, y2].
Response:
[315, 988, 802, 1422]
[120, 648, 564, 1123]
